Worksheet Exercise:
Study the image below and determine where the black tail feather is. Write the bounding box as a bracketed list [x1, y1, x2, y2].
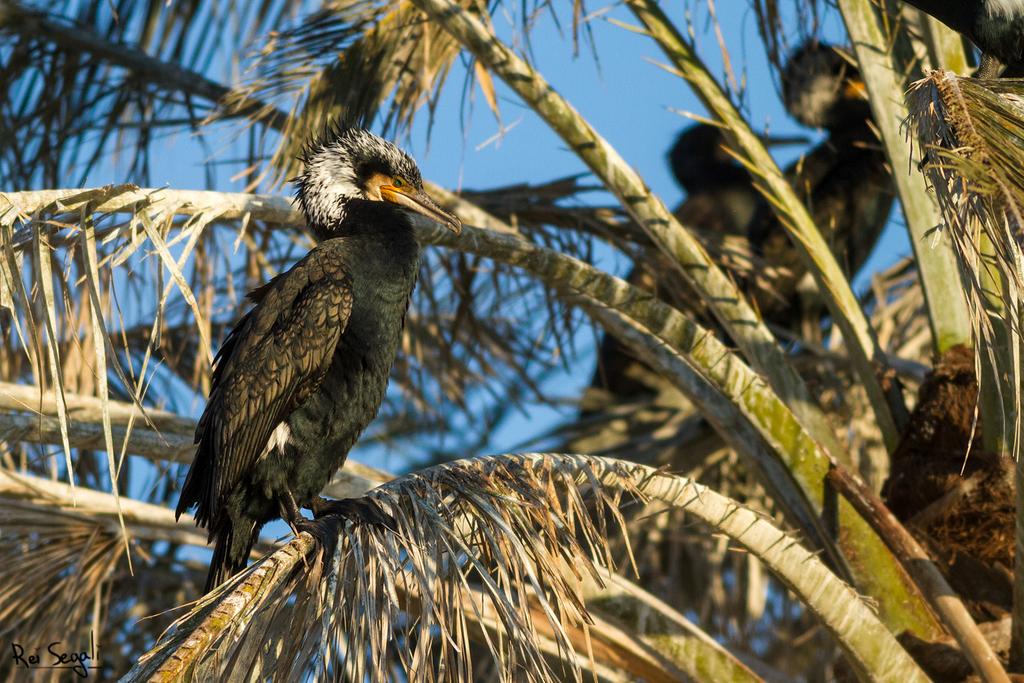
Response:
[204, 520, 257, 594]
[175, 439, 212, 523]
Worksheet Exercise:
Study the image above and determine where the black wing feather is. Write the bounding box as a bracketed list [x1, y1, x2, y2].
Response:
[176, 240, 354, 526]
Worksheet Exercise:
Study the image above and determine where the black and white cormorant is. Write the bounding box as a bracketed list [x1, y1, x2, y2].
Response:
[175, 126, 461, 592]
[902, 0, 1024, 76]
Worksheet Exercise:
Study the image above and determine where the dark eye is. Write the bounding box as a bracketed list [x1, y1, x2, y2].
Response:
[393, 177, 404, 188]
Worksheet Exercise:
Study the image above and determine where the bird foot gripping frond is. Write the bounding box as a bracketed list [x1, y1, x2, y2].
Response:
[289, 515, 345, 562]
[309, 495, 397, 531]
[280, 496, 397, 564]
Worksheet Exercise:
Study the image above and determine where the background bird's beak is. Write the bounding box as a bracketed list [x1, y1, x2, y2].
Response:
[843, 76, 868, 101]
[381, 185, 462, 234]
[758, 133, 808, 148]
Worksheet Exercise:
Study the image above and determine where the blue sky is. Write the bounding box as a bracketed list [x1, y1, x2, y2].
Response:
[85, 2, 913, 479]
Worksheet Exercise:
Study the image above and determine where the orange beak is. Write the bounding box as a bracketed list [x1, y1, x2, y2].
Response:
[380, 185, 462, 234]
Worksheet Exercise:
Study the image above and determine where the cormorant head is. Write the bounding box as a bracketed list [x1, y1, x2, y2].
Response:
[295, 125, 461, 235]
[782, 41, 869, 130]
[668, 124, 747, 194]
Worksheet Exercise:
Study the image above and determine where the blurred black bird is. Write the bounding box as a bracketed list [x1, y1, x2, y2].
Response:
[175, 125, 461, 593]
[750, 40, 893, 311]
[667, 123, 767, 238]
[585, 41, 891, 409]
[586, 124, 765, 403]
[572, 42, 889, 604]
[902, 0, 1024, 76]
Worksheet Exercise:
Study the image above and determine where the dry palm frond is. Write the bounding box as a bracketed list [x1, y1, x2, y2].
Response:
[0, 465, 379, 674]
[4, 464, 765, 681]
[455, 175, 623, 245]
[127, 454, 647, 682]
[0, 467, 207, 547]
[125, 453, 928, 682]
[907, 72, 1024, 239]
[0, 186, 245, 508]
[0, 409, 195, 466]
[750, 0, 827, 78]
[0, 180, 586, 481]
[907, 70, 1024, 459]
[3, 186, 936, 635]
[0, 0, 282, 188]
[0, 499, 122, 655]
[0, 385, 389, 502]
[221, 1, 594, 187]
[221, 0, 478, 187]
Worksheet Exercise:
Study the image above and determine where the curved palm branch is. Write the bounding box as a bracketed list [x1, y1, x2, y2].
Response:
[123, 453, 929, 682]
